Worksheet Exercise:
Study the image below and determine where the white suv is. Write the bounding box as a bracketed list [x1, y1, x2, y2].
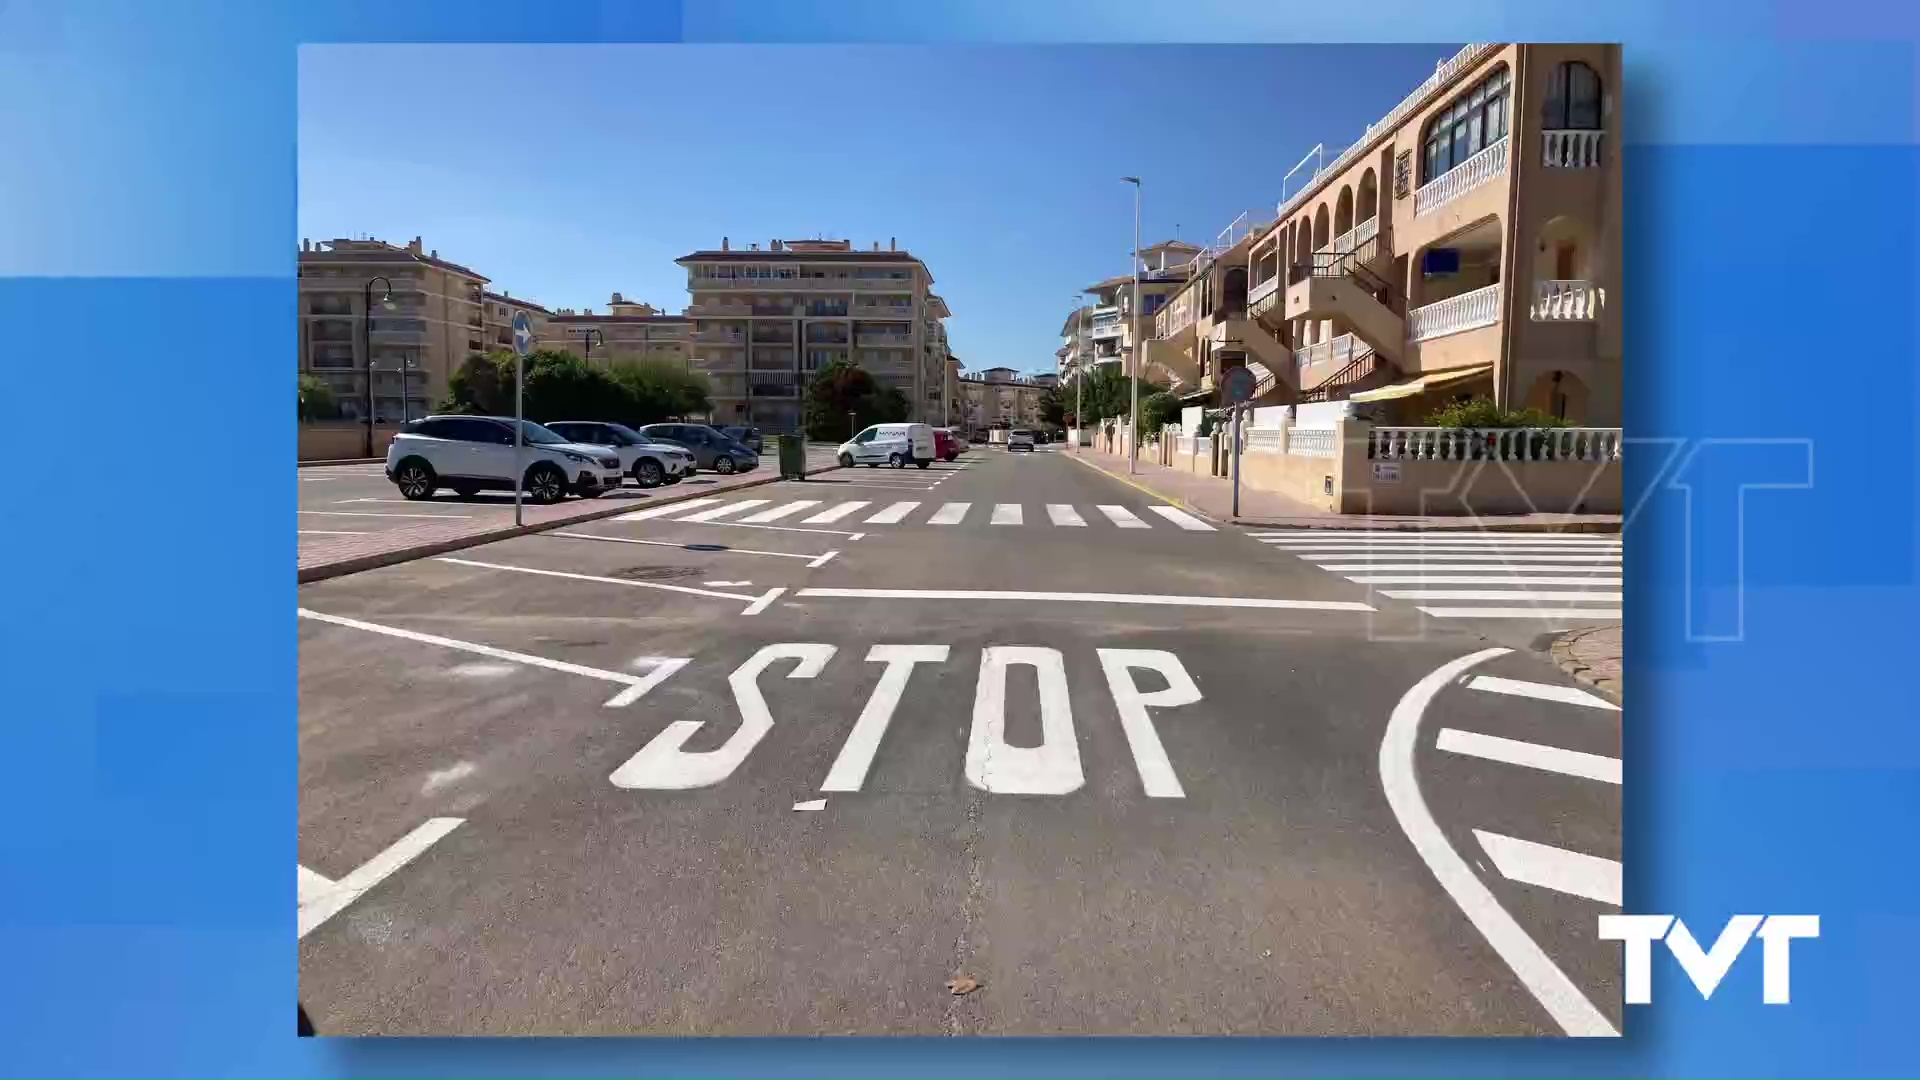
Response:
[543, 420, 695, 488]
[385, 415, 625, 504]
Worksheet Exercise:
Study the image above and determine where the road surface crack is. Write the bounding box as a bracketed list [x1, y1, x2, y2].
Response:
[943, 778, 988, 1035]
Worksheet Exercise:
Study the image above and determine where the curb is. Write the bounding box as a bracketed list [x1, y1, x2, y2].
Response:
[1548, 625, 1624, 704]
[1063, 450, 1222, 524]
[297, 462, 841, 585]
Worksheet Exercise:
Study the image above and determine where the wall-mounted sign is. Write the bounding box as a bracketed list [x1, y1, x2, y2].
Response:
[1373, 461, 1403, 483]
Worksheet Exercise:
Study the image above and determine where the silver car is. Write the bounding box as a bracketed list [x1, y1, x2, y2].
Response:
[637, 423, 761, 475]
[543, 420, 695, 488]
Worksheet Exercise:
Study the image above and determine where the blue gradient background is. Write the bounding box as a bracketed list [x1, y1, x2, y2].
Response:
[2, 0, 1916, 1074]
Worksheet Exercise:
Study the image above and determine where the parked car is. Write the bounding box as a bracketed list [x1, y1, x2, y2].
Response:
[837, 422, 937, 469]
[1034, 430, 1051, 445]
[968, 430, 988, 444]
[720, 425, 764, 453]
[543, 420, 695, 488]
[933, 428, 962, 462]
[1007, 428, 1036, 452]
[635, 422, 760, 474]
[385, 415, 623, 504]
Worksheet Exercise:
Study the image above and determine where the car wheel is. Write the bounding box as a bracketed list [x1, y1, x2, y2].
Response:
[525, 463, 567, 505]
[837, 452, 854, 468]
[713, 455, 736, 475]
[915, 460, 929, 469]
[450, 483, 480, 499]
[888, 452, 905, 469]
[662, 474, 682, 485]
[634, 459, 665, 488]
[394, 459, 436, 500]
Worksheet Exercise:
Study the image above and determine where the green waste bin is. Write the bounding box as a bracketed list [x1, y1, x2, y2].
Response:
[776, 433, 807, 479]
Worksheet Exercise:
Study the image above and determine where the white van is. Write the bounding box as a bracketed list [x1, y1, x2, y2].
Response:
[837, 422, 938, 469]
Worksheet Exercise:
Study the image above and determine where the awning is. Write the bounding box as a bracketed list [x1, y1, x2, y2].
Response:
[1348, 363, 1493, 403]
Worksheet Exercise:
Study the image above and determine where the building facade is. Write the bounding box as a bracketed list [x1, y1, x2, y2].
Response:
[539, 293, 694, 371]
[960, 367, 1055, 432]
[297, 236, 493, 422]
[1163, 44, 1622, 425]
[481, 290, 551, 355]
[676, 237, 948, 431]
[1065, 239, 1202, 391]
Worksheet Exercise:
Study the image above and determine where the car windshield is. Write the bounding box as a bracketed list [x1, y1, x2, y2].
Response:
[1013, 430, 1031, 437]
[516, 421, 569, 445]
[602, 423, 644, 445]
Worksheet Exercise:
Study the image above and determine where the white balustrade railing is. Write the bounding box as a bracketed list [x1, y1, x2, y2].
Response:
[1368, 426, 1622, 463]
[1244, 427, 1285, 454]
[1532, 280, 1603, 321]
[1331, 215, 1381, 256]
[1407, 284, 1501, 342]
[1248, 275, 1281, 307]
[1287, 427, 1338, 458]
[1542, 129, 1604, 169]
[1413, 135, 1510, 217]
[1296, 332, 1362, 373]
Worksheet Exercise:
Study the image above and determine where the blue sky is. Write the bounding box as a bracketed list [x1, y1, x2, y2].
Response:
[299, 44, 1458, 376]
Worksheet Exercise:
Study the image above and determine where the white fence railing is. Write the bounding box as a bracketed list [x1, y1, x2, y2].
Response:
[1369, 426, 1622, 462]
[1331, 214, 1381, 256]
[1248, 275, 1281, 308]
[1296, 332, 1363, 372]
[1542, 129, 1604, 169]
[1532, 280, 1603, 321]
[1287, 427, 1338, 458]
[1408, 284, 1501, 342]
[1244, 427, 1285, 454]
[1413, 135, 1510, 217]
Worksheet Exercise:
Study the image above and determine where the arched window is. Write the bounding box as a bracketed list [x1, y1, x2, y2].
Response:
[1420, 65, 1510, 184]
[1543, 61, 1603, 130]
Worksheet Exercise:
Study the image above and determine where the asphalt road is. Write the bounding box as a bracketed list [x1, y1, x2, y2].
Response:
[298, 443, 1624, 1036]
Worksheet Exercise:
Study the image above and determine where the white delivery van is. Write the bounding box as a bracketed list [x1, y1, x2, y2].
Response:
[837, 422, 938, 469]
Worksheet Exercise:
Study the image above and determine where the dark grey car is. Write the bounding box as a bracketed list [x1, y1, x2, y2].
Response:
[636, 423, 761, 475]
[721, 425, 764, 453]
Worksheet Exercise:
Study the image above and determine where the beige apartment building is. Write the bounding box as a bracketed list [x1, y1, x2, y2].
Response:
[1064, 240, 1202, 389]
[676, 237, 949, 431]
[297, 236, 494, 421]
[539, 293, 694, 372]
[481, 290, 551, 354]
[960, 367, 1056, 432]
[1155, 43, 1621, 425]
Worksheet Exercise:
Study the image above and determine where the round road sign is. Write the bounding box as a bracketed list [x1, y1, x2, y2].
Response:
[1222, 364, 1257, 404]
[511, 311, 535, 357]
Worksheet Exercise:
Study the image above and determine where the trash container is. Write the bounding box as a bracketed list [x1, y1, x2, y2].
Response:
[777, 433, 807, 480]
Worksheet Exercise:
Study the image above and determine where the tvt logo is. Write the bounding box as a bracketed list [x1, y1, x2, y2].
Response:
[1599, 915, 1819, 1004]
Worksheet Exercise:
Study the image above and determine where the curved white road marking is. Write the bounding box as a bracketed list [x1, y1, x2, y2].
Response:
[1378, 647, 1619, 1037]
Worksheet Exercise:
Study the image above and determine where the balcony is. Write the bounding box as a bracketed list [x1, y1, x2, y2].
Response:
[1531, 279, 1603, 321]
[1089, 322, 1124, 341]
[750, 355, 797, 371]
[1331, 215, 1380, 256]
[1413, 135, 1509, 218]
[750, 332, 796, 345]
[1248, 275, 1281, 310]
[688, 302, 751, 317]
[750, 305, 799, 318]
[851, 303, 913, 319]
[1295, 333, 1366, 381]
[694, 329, 745, 344]
[856, 332, 914, 348]
[1542, 129, 1604, 169]
[1408, 283, 1501, 342]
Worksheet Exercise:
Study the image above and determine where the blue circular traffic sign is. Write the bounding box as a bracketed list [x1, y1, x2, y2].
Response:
[1222, 364, 1257, 404]
[511, 311, 535, 357]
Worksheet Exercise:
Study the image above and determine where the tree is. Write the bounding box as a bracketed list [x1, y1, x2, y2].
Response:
[297, 374, 337, 422]
[1038, 384, 1067, 428]
[1071, 365, 1166, 425]
[440, 348, 647, 424]
[441, 351, 514, 415]
[610, 360, 713, 424]
[803, 358, 909, 440]
[1139, 390, 1181, 434]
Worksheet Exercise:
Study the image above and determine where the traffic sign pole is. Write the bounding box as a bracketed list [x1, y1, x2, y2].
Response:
[511, 312, 533, 526]
[1218, 365, 1257, 521]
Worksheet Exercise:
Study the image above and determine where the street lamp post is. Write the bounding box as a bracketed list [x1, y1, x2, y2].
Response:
[1073, 294, 1086, 450]
[576, 327, 604, 363]
[1121, 176, 1142, 474]
[361, 276, 394, 457]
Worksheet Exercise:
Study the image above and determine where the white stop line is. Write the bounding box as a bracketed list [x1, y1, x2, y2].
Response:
[608, 644, 1202, 798]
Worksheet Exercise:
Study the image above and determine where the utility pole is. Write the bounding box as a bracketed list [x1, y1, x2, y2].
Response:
[1122, 176, 1142, 474]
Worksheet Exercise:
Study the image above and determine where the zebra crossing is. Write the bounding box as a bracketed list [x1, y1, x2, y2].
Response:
[1249, 529, 1620, 620]
[614, 496, 1217, 532]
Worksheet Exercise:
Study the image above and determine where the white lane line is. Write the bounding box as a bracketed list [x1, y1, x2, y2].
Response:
[1267, 544, 1620, 555]
[299, 529, 369, 536]
[705, 580, 753, 587]
[804, 501, 871, 523]
[1465, 675, 1622, 711]
[1349, 575, 1622, 586]
[1379, 647, 1618, 1037]
[793, 799, 827, 812]
[991, 503, 1024, 525]
[615, 497, 722, 521]
[1312, 556, 1621, 566]
[1475, 830, 1623, 906]
[298, 817, 465, 939]
[677, 499, 771, 523]
[1421, 606, 1624, 620]
[299, 510, 471, 520]
[298, 865, 335, 906]
[796, 587, 1373, 612]
[296, 608, 688, 708]
[741, 586, 787, 616]
[1149, 505, 1215, 531]
[929, 502, 971, 524]
[1250, 531, 1620, 543]
[866, 501, 922, 524]
[433, 557, 754, 602]
[1046, 504, 1086, 527]
[1382, 589, 1624, 602]
[1096, 505, 1151, 529]
[805, 549, 841, 568]
[548, 530, 818, 561]
[1436, 728, 1622, 783]
[738, 500, 821, 523]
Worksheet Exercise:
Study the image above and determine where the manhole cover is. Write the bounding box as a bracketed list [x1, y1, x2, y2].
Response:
[610, 565, 704, 581]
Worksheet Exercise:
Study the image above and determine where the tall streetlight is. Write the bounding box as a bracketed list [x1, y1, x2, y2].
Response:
[1121, 176, 1142, 474]
[361, 276, 394, 457]
[575, 327, 604, 363]
[1072, 293, 1086, 448]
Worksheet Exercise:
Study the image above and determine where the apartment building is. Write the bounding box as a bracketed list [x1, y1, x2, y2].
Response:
[481, 290, 551, 354]
[925, 293, 954, 424]
[297, 236, 492, 421]
[1071, 239, 1202, 388]
[540, 293, 693, 370]
[960, 367, 1055, 432]
[1162, 43, 1621, 425]
[676, 237, 946, 431]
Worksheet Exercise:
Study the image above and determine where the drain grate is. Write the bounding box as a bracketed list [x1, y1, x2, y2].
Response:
[609, 564, 705, 582]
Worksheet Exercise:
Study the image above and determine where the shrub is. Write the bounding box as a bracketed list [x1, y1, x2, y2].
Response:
[1424, 397, 1571, 430]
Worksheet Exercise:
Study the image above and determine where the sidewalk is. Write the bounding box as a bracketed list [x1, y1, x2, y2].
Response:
[1066, 446, 1623, 533]
[1550, 624, 1623, 701]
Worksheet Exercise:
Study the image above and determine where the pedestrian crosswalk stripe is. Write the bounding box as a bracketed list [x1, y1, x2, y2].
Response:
[1249, 530, 1618, 543]
[1046, 504, 1086, 527]
[1465, 675, 1619, 710]
[803, 501, 870, 524]
[991, 503, 1023, 525]
[1474, 830, 1622, 905]
[1420, 606, 1622, 620]
[929, 502, 970, 524]
[1264, 543, 1620, 555]
[677, 499, 771, 523]
[866, 501, 921, 524]
[1149, 506, 1215, 531]
[1097, 505, 1150, 529]
[616, 497, 721, 521]
[1310, 554, 1621, 565]
[1348, 575, 1622, 586]
[738, 500, 821, 523]
[1436, 728, 1621, 784]
[1381, 589, 1623, 602]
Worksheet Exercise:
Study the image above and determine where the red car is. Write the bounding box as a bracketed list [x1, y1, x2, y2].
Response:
[934, 428, 963, 462]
